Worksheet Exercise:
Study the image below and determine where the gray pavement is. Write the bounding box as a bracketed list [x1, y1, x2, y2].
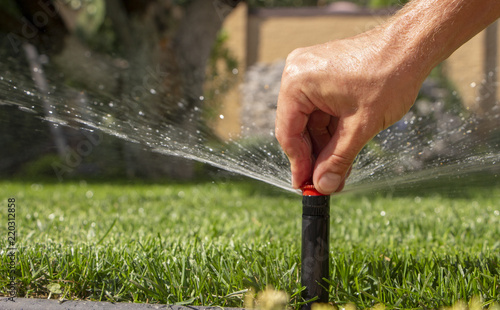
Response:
[0, 298, 244, 310]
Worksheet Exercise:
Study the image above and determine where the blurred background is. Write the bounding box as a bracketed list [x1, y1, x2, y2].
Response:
[0, 0, 498, 183]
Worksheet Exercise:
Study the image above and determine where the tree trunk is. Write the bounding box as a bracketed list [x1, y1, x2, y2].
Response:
[14, 0, 68, 54]
[173, 0, 236, 117]
[1, 0, 241, 179]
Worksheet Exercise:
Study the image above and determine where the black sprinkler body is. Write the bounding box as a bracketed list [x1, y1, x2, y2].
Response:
[301, 185, 330, 309]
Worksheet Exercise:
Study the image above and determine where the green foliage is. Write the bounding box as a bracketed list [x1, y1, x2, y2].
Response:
[75, 0, 107, 43]
[203, 30, 239, 122]
[0, 0, 20, 18]
[18, 154, 63, 178]
[69, 0, 118, 54]
[367, 0, 407, 8]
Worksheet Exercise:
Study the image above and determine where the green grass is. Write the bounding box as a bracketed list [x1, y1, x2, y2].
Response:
[0, 179, 499, 309]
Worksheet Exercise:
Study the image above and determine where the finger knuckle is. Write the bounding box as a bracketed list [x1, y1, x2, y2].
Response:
[282, 62, 298, 79]
[283, 49, 307, 78]
[287, 47, 304, 61]
[326, 154, 353, 173]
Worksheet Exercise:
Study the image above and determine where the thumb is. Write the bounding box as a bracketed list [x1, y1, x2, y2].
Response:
[312, 117, 370, 194]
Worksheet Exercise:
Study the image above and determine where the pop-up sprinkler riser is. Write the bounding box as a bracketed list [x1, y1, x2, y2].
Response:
[301, 184, 330, 310]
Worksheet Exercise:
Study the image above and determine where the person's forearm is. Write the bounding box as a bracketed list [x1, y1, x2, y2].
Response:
[382, 0, 500, 83]
[275, 0, 500, 194]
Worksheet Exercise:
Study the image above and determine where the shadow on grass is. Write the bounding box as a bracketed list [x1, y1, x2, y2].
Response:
[2, 168, 498, 201]
[365, 172, 500, 199]
[0, 169, 298, 199]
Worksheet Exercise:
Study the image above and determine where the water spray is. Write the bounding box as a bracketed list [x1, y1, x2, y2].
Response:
[301, 184, 330, 309]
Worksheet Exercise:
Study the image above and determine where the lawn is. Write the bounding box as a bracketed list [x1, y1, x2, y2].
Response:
[0, 178, 499, 309]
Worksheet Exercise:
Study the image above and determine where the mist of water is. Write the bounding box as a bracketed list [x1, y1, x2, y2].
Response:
[1, 44, 499, 195]
[0, 46, 293, 191]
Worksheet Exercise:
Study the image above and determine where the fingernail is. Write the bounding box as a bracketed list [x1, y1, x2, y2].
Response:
[318, 172, 341, 194]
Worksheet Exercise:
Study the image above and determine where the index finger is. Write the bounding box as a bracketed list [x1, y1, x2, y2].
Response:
[275, 87, 316, 189]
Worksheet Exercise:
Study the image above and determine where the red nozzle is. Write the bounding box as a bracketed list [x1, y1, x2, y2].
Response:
[301, 183, 326, 196]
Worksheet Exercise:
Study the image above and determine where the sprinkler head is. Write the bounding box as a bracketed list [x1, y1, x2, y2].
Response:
[300, 182, 330, 309]
[301, 183, 326, 197]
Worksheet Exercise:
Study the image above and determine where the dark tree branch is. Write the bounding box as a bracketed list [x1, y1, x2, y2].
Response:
[14, 0, 68, 54]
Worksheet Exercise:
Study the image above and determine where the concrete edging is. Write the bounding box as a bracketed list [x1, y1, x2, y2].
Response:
[1, 298, 245, 310]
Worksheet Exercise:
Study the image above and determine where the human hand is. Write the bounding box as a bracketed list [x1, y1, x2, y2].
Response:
[275, 0, 500, 195]
[275, 28, 426, 195]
